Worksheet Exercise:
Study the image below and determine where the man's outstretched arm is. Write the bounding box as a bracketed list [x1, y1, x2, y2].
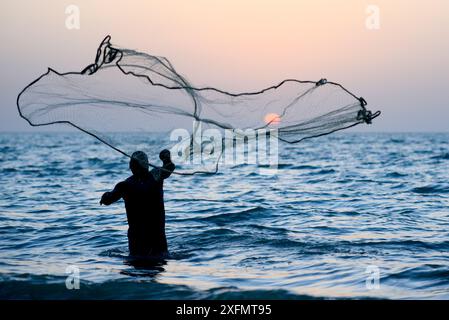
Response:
[100, 182, 124, 205]
[160, 161, 175, 180]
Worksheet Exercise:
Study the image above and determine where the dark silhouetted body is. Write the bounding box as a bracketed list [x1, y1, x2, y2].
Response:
[100, 150, 175, 257]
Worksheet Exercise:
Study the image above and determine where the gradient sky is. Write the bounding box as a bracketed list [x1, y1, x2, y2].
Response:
[1, 0, 448, 132]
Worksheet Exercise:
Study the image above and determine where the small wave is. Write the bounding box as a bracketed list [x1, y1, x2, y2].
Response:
[87, 157, 104, 164]
[0, 146, 14, 153]
[411, 184, 449, 194]
[187, 228, 248, 248]
[350, 239, 449, 251]
[251, 237, 449, 255]
[245, 223, 289, 234]
[95, 170, 119, 177]
[199, 206, 268, 224]
[258, 163, 293, 169]
[99, 247, 128, 258]
[385, 171, 407, 178]
[0, 274, 320, 299]
[431, 153, 449, 160]
[290, 165, 319, 170]
[313, 168, 336, 175]
[100, 247, 195, 261]
[203, 287, 318, 300]
[389, 138, 405, 144]
[383, 264, 449, 286]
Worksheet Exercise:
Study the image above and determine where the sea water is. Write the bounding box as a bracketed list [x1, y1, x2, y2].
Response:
[0, 132, 448, 299]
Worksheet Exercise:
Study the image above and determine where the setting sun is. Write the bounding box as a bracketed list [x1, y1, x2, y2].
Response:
[264, 113, 281, 126]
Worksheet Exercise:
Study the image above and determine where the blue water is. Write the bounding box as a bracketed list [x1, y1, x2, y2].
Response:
[0, 132, 448, 299]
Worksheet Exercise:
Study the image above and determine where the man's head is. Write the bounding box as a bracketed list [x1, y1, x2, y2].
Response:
[130, 151, 149, 175]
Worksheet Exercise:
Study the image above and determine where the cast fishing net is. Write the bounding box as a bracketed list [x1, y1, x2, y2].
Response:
[17, 36, 380, 175]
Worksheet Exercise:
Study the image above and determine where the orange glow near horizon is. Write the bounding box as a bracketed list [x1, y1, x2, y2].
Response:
[264, 113, 281, 126]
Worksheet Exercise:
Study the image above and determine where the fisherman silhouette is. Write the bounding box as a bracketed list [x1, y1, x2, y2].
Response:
[100, 150, 175, 257]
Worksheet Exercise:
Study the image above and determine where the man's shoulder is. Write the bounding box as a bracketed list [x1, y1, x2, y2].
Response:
[125, 173, 157, 184]
[122, 176, 135, 185]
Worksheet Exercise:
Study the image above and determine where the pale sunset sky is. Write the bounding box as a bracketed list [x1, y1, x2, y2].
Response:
[1, 0, 448, 131]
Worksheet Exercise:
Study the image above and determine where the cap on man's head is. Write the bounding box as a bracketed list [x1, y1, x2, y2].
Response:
[131, 151, 149, 170]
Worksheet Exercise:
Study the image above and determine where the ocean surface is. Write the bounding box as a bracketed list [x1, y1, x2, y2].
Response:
[0, 132, 448, 299]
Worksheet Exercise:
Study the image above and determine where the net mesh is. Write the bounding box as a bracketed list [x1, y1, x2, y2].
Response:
[17, 36, 380, 174]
